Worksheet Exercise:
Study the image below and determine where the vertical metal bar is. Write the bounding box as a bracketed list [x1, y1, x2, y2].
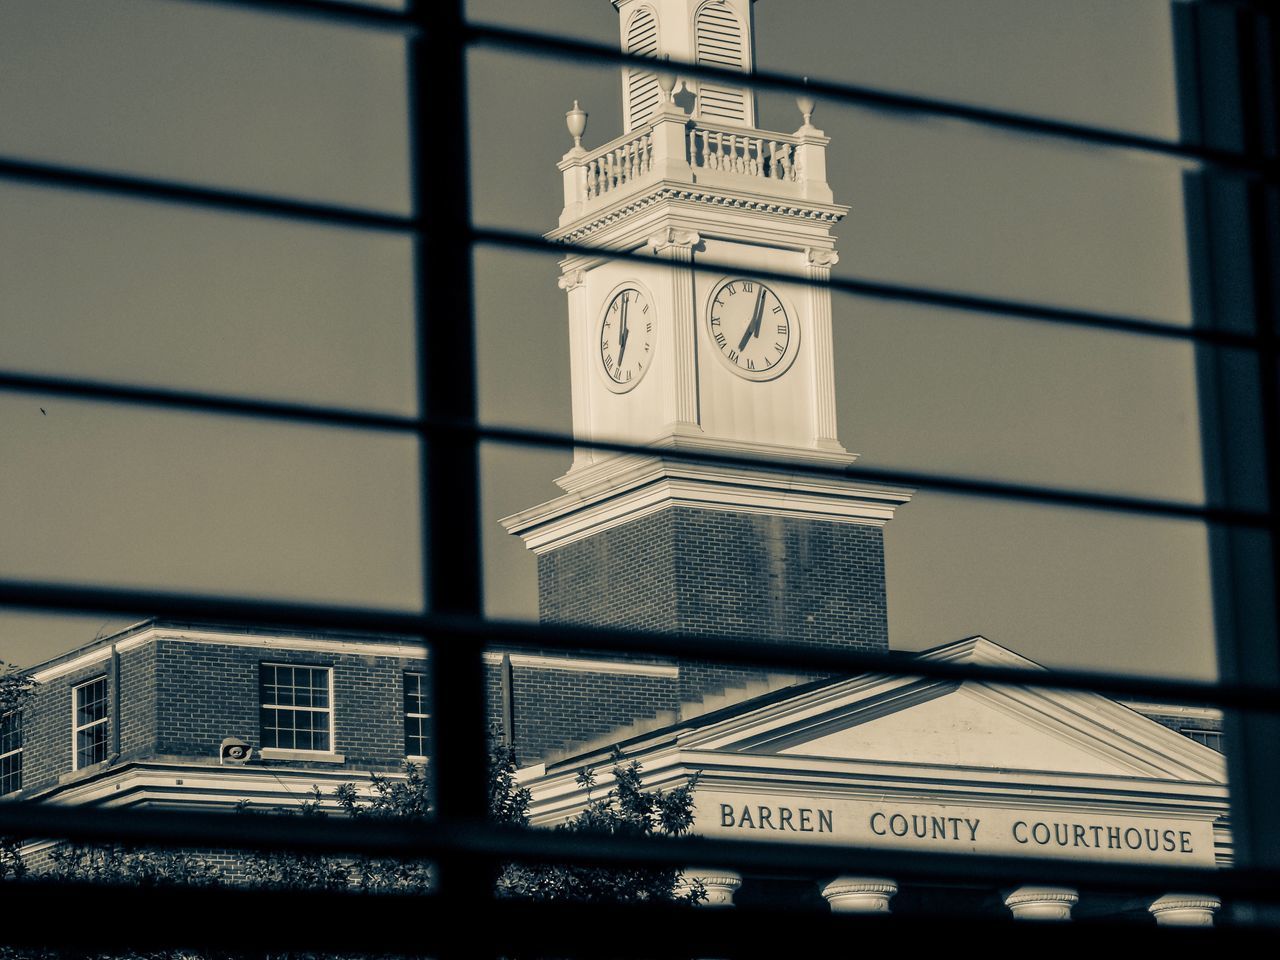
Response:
[1177, 0, 1280, 921]
[408, 0, 492, 950]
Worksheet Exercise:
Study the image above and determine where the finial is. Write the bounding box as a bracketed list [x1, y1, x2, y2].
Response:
[565, 100, 587, 148]
[796, 77, 815, 126]
[656, 56, 676, 103]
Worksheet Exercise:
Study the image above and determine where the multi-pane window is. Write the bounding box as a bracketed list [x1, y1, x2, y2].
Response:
[260, 664, 333, 752]
[73, 677, 110, 770]
[404, 671, 430, 759]
[0, 711, 21, 795]
[1183, 728, 1224, 752]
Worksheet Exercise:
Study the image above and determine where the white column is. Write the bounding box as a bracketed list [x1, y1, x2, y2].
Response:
[648, 228, 702, 433]
[683, 868, 742, 907]
[806, 247, 841, 451]
[820, 876, 898, 913]
[1003, 886, 1078, 921]
[1149, 893, 1221, 926]
[558, 267, 592, 471]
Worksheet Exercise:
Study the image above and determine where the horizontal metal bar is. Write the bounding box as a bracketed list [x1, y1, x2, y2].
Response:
[0, 370, 419, 433]
[1, 881, 1272, 954]
[466, 22, 1280, 183]
[0, 156, 415, 233]
[0, 806, 1267, 903]
[0, 579, 1275, 711]
[174, 0, 413, 32]
[2, 368, 1273, 531]
[478, 226, 1267, 352]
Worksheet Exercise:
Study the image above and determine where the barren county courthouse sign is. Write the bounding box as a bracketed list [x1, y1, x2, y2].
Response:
[702, 795, 1216, 867]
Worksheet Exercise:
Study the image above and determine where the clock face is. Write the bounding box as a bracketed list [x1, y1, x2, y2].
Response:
[598, 286, 655, 391]
[707, 278, 797, 380]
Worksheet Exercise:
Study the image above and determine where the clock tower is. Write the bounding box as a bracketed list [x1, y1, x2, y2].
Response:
[500, 0, 912, 763]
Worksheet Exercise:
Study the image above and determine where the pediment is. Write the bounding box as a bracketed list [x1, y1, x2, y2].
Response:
[682, 638, 1226, 784]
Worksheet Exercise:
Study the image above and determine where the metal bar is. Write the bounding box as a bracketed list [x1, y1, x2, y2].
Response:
[464, 22, 1280, 182]
[0, 156, 414, 233]
[0, 810, 1266, 902]
[2, 882, 1275, 955]
[0, 581, 1277, 711]
[409, 0, 493, 947]
[0, 371, 1274, 529]
[476, 226, 1268, 352]
[1178, 0, 1280, 926]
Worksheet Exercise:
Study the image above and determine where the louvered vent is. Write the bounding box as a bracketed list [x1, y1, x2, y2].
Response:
[695, 3, 748, 124]
[624, 7, 660, 131]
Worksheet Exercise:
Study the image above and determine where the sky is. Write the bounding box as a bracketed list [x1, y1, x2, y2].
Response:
[0, 0, 1218, 681]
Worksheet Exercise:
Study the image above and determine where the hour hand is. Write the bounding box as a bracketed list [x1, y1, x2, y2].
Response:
[617, 295, 630, 367]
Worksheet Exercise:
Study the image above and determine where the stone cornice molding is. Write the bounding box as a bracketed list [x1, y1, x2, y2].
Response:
[550, 184, 848, 245]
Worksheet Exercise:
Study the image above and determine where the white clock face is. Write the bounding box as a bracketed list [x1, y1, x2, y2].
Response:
[707, 278, 797, 380]
[599, 286, 655, 391]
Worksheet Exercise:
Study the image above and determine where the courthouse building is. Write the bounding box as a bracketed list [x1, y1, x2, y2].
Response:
[1, 0, 1227, 926]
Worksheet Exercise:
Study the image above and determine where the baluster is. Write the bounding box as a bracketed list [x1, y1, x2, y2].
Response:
[630, 139, 639, 179]
[751, 138, 761, 176]
[714, 131, 724, 170]
[688, 128, 698, 167]
[736, 135, 746, 174]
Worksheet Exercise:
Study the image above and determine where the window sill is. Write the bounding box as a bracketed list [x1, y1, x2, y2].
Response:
[259, 748, 346, 764]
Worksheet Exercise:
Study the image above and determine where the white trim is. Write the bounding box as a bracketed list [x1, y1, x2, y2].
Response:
[481, 651, 679, 678]
[403, 669, 430, 759]
[502, 455, 913, 554]
[259, 748, 345, 764]
[0, 709, 21, 795]
[31, 626, 429, 684]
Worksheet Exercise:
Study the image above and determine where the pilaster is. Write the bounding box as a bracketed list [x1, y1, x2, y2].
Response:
[647, 227, 702, 432]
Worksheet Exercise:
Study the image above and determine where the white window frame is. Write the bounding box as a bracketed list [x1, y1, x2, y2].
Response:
[258, 662, 337, 758]
[0, 709, 21, 795]
[1182, 728, 1224, 751]
[72, 676, 109, 771]
[404, 671, 430, 762]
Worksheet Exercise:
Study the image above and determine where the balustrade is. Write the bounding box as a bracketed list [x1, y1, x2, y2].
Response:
[687, 126, 798, 183]
[584, 131, 655, 199]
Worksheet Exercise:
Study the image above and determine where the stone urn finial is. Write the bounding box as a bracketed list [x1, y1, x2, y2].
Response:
[565, 100, 587, 148]
[656, 56, 677, 103]
[796, 77, 816, 126]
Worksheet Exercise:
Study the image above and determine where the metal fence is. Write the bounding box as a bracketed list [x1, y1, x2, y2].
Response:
[0, 0, 1277, 953]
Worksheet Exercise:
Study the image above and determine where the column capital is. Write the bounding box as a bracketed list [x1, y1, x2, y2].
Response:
[683, 868, 742, 908]
[1149, 893, 1221, 926]
[820, 876, 898, 913]
[647, 228, 701, 256]
[557, 268, 586, 292]
[806, 247, 839, 270]
[1004, 885, 1078, 921]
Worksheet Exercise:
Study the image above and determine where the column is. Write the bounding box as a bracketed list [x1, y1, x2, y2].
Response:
[819, 876, 898, 913]
[1003, 886, 1078, 921]
[648, 228, 701, 432]
[557, 267, 592, 471]
[682, 868, 742, 907]
[805, 247, 841, 450]
[1149, 893, 1221, 926]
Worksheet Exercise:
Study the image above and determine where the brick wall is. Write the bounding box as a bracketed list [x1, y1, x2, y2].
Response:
[514, 506, 889, 763]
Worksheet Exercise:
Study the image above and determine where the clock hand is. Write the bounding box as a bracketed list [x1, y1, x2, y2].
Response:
[738, 286, 766, 353]
[617, 294, 630, 368]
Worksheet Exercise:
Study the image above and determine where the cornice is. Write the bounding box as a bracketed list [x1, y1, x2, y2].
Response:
[548, 182, 849, 246]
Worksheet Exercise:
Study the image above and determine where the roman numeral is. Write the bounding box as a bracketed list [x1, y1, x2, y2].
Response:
[710, 317, 721, 326]
[642, 303, 649, 314]
[743, 281, 754, 292]
[772, 305, 783, 314]
[604, 354, 614, 370]
[777, 324, 787, 335]
[774, 341, 785, 353]
[726, 283, 736, 295]
[747, 358, 756, 370]
[728, 349, 739, 363]
[714, 332, 727, 347]
[625, 370, 632, 381]
[646, 322, 652, 333]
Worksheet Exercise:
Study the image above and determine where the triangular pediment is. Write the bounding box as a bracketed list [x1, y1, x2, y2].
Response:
[680, 637, 1226, 784]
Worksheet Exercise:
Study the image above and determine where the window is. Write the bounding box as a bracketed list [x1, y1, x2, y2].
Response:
[259, 664, 333, 753]
[1183, 729, 1224, 752]
[0, 711, 21, 795]
[72, 676, 109, 770]
[404, 671, 430, 760]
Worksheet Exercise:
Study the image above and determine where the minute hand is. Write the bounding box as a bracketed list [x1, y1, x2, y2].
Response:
[738, 286, 766, 352]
